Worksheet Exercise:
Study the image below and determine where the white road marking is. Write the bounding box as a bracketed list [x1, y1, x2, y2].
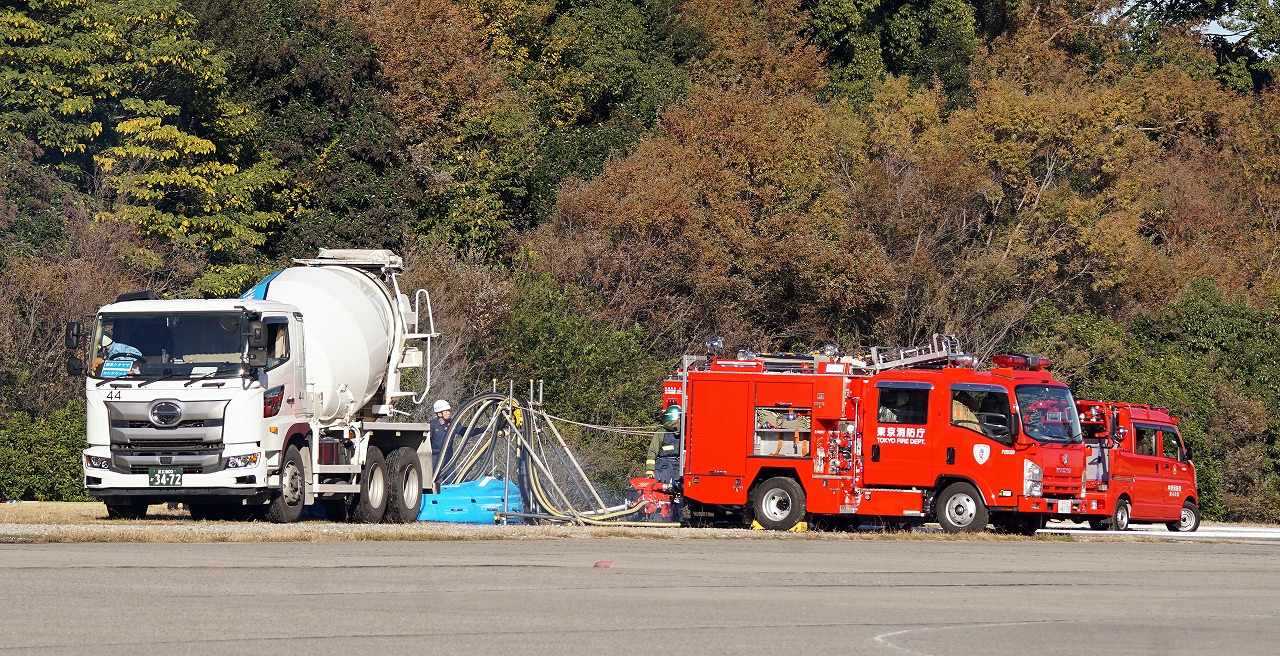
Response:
[1040, 522, 1280, 541]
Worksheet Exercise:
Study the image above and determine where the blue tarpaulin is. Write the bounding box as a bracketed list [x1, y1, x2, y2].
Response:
[418, 476, 522, 523]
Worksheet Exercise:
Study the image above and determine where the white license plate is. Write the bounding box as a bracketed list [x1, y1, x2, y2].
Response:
[1057, 499, 1071, 514]
[148, 467, 183, 487]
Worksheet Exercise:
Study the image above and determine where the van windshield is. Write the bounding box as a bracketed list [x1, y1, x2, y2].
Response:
[1015, 385, 1082, 443]
[92, 313, 244, 379]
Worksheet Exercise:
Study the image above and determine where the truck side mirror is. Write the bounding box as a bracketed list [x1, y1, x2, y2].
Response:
[245, 320, 269, 368]
[66, 357, 86, 376]
[1112, 426, 1128, 446]
[1009, 412, 1020, 438]
[247, 320, 268, 349]
[65, 322, 81, 350]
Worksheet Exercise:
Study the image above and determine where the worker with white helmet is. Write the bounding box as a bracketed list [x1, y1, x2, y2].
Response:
[429, 399, 453, 463]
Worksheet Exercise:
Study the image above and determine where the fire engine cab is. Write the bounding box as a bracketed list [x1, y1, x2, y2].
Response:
[645, 337, 1087, 533]
[1076, 400, 1200, 532]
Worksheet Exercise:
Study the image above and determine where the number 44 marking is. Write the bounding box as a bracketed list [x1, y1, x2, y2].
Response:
[105, 391, 122, 400]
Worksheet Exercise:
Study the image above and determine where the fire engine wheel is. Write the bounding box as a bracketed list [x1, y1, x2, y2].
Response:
[1166, 501, 1201, 532]
[1111, 498, 1131, 531]
[751, 477, 806, 531]
[936, 482, 989, 533]
[384, 447, 424, 524]
[350, 447, 389, 524]
[266, 445, 306, 523]
[104, 499, 148, 520]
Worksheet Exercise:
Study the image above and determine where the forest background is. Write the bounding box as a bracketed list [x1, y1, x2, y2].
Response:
[2, 0, 1279, 521]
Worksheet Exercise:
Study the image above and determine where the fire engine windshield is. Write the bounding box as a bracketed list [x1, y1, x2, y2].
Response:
[92, 313, 245, 379]
[1015, 385, 1083, 443]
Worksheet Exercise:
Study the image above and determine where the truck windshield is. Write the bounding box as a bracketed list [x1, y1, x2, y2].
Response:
[1015, 385, 1083, 443]
[92, 313, 244, 379]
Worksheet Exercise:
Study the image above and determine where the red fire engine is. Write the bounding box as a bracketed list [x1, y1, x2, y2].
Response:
[1076, 400, 1200, 531]
[639, 337, 1088, 533]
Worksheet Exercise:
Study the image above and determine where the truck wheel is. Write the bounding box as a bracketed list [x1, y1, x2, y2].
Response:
[384, 447, 424, 524]
[266, 445, 306, 523]
[105, 500, 148, 520]
[751, 477, 806, 531]
[1111, 498, 1131, 531]
[350, 447, 389, 524]
[1166, 501, 1201, 532]
[935, 482, 988, 533]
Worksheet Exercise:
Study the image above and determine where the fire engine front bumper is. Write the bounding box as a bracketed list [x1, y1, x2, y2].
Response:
[1015, 497, 1085, 515]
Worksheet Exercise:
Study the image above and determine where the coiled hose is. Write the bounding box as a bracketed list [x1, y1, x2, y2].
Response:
[432, 393, 678, 526]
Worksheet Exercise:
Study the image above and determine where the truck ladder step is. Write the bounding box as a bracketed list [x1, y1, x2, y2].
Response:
[313, 483, 361, 493]
[313, 464, 360, 474]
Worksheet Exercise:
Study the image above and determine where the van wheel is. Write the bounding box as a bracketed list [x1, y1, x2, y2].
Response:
[105, 499, 148, 520]
[350, 447, 388, 524]
[1166, 501, 1200, 532]
[384, 447, 424, 524]
[1111, 499, 1131, 531]
[266, 445, 306, 523]
[751, 477, 806, 531]
[936, 482, 988, 533]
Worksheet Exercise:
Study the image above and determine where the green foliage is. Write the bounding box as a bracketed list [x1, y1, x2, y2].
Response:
[0, 137, 72, 251]
[491, 272, 670, 489]
[0, 401, 88, 501]
[809, 0, 976, 103]
[1, 0, 290, 257]
[495, 273, 668, 426]
[188, 262, 276, 297]
[183, 0, 414, 259]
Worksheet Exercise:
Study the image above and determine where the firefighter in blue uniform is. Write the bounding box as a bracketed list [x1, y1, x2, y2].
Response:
[646, 405, 682, 483]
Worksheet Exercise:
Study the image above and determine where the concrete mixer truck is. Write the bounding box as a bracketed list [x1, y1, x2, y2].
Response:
[63, 249, 440, 523]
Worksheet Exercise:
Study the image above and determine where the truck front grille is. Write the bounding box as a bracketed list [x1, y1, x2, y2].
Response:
[1043, 474, 1082, 497]
[129, 465, 205, 475]
[112, 441, 222, 455]
[115, 419, 211, 429]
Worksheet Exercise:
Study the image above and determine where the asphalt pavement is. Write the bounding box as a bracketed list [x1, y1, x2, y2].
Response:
[1, 536, 1277, 655]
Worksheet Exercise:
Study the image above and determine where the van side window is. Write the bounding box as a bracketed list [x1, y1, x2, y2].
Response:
[878, 388, 928, 425]
[1162, 429, 1182, 461]
[1135, 426, 1158, 456]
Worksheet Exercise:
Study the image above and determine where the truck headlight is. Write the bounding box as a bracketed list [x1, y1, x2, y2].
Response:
[226, 453, 260, 469]
[84, 455, 110, 469]
[1024, 459, 1043, 497]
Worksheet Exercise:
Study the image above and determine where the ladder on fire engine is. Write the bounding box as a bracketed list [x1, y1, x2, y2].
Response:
[866, 334, 962, 372]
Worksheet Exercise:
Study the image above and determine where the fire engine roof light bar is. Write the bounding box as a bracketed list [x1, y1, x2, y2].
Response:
[992, 354, 1052, 371]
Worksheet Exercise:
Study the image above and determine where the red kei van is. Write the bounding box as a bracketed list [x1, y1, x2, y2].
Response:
[1076, 401, 1200, 532]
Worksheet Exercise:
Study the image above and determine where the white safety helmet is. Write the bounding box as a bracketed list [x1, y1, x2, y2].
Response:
[433, 399, 452, 414]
